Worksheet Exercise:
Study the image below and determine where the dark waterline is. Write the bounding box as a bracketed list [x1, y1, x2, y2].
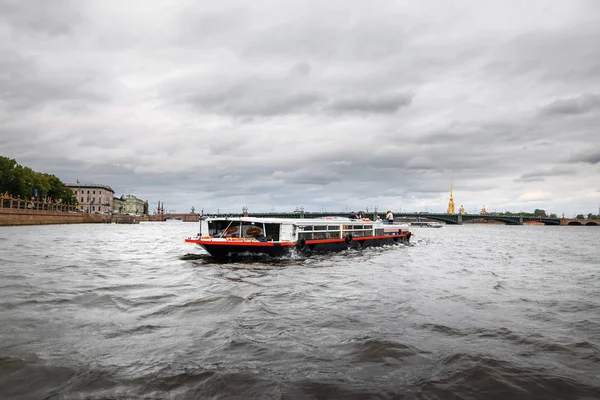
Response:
[1, 223, 599, 399]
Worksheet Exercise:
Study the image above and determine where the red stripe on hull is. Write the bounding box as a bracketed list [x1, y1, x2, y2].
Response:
[184, 239, 295, 247]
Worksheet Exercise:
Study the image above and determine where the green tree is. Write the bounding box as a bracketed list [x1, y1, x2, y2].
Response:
[576, 214, 585, 219]
[549, 213, 557, 218]
[0, 156, 21, 195]
[0, 156, 77, 204]
[534, 209, 547, 217]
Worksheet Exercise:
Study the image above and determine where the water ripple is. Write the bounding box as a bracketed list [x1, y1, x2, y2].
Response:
[0, 223, 598, 399]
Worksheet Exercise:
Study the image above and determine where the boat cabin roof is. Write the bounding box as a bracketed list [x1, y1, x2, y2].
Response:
[204, 216, 382, 225]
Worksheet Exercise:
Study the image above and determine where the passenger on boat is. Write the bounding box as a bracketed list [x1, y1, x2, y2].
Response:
[385, 210, 394, 224]
[349, 212, 358, 220]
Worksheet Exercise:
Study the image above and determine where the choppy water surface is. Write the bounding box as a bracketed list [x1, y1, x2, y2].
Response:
[1, 222, 599, 399]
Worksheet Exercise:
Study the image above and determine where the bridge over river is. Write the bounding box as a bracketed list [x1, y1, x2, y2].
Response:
[159, 212, 598, 226]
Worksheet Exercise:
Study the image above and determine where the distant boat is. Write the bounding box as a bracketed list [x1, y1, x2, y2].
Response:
[410, 221, 443, 228]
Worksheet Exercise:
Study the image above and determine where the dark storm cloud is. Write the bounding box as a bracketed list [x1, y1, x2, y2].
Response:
[540, 93, 600, 116]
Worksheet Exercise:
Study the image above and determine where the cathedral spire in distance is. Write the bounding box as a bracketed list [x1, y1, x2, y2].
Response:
[447, 177, 455, 214]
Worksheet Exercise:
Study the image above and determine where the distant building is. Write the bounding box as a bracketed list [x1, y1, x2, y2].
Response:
[113, 194, 147, 215]
[67, 183, 114, 213]
[481, 205, 488, 214]
[113, 196, 125, 214]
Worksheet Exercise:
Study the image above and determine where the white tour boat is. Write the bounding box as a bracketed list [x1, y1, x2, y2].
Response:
[185, 216, 412, 258]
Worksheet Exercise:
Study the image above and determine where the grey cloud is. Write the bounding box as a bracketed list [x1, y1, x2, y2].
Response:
[487, 22, 600, 86]
[0, 0, 82, 36]
[173, 75, 412, 117]
[178, 77, 323, 117]
[271, 169, 343, 186]
[540, 93, 600, 116]
[289, 63, 311, 78]
[568, 150, 600, 165]
[241, 16, 407, 61]
[0, 51, 109, 111]
[413, 122, 530, 147]
[515, 166, 577, 183]
[326, 92, 413, 114]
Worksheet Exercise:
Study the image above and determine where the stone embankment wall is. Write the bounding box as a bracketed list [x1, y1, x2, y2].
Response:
[0, 208, 106, 226]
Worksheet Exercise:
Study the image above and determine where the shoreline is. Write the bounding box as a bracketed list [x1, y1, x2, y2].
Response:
[0, 208, 106, 226]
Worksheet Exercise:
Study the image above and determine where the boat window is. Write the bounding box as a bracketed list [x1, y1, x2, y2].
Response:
[242, 221, 264, 238]
[313, 226, 328, 231]
[327, 225, 339, 231]
[298, 225, 312, 231]
[208, 221, 242, 237]
[302, 231, 341, 240]
[264, 223, 280, 241]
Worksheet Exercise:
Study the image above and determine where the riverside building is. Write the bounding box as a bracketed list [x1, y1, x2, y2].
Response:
[112, 194, 147, 215]
[67, 183, 114, 213]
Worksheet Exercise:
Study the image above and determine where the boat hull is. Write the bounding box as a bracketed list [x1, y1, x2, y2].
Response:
[185, 233, 411, 258]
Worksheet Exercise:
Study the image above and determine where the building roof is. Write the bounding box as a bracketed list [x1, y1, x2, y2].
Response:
[66, 183, 115, 193]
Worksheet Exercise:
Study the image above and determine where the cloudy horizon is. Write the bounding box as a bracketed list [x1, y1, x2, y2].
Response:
[1, 0, 599, 216]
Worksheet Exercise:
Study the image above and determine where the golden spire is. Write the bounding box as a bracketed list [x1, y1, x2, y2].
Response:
[447, 177, 455, 214]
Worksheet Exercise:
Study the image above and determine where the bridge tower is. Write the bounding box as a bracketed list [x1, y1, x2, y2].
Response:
[447, 178, 455, 214]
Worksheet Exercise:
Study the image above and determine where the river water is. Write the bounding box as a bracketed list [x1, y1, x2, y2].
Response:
[0, 222, 599, 399]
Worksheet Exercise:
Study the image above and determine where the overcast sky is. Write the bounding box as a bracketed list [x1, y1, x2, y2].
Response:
[1, 0, 599, 216]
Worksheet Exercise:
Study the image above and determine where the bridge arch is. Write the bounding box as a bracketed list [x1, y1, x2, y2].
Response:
[568, 221, 583, 226]
[585, 221, 599, 226]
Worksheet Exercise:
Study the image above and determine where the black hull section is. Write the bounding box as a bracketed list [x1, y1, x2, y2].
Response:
[199, 236, 409, 258]
[200, 244, 291, 258]
[301, 237, 408, 254]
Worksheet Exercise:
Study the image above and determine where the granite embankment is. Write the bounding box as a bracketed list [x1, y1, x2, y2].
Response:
[0, 208, 106, 226]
